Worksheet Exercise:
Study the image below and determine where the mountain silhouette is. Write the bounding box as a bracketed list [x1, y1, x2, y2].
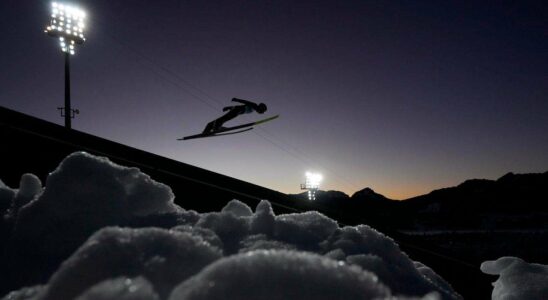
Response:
[290, 171, 548, 230]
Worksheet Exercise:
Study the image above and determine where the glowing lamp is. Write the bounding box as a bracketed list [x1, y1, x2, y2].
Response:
[44, 2, 88, 129]
[300, 172, 323, 201]
[45, 2, 86, 55]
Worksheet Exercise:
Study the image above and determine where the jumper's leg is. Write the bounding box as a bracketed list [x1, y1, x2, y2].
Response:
[202, 120, 217, 134]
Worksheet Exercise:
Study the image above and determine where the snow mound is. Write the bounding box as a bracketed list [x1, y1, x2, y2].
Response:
[19, 151, 177, 219]
[1, 152, 462, 300]
[75, 277, 159, 300]
[2, 174, 43, 219]
[322, 225, 459, 299]
[169, 250, 390, 300]
[274, 211, 338, 251]
[238, 234, 297, 252]
[171, 225, 224, 250]
[221, 199, 253, 217]
[250, 200, 275, 235]
[12, 174, 42, 212]
[0, 285, 45, 300]
[0, 179, 15, 215]
[481, 257, 548, 300]
[6, 152, 183, 287]
[42, 227, 221, 300]
[195, 209, 250, 254]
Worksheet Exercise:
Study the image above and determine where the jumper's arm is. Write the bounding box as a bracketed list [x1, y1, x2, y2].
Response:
[231, 98, 255, 106]
[223, 106, 236, 112]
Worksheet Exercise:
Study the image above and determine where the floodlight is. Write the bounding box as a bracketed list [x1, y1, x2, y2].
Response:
[44, 2, 88, 129]
[300, 172, 323, 201]
[45, 2, 86, 54]
[305, 172, 323, 188]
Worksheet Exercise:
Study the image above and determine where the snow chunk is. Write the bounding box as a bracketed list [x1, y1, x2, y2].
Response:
[171, 225, 224, 251]
[324, 226, 460, 299]
[221, 199, 253, 217]
[347, 255, 453, 299]
[43, 227, 222, 300]
[27, 152, 177, 217]
[275, 211, 338, 250]
[238, 234, 297, 253]
[250, 200, 275, 235]
[11, 152, 179, 269]
[324, 248, 347, 261]
[169, 250, 390, 300]
[195, 211, 250, 254]
[0, 179, 15, 215]
[385, 293, 442, 300]
[75, 277, 159, 300]
[414, 261, 457, 298]
[322, 225, 401, 260]
[0, 285, 45, 300]
[10, 174, 42, 216]
[481, 257, 548, 300]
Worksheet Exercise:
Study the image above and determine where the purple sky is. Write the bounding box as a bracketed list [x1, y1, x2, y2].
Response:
[1, 0, 547, 199]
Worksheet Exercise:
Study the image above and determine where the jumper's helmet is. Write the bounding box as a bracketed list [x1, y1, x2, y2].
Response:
[257, 103, 267, 113]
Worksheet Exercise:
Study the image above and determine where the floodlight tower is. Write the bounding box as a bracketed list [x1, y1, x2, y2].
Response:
[44, 2, 86, 129]
[300, 172, 322, 201]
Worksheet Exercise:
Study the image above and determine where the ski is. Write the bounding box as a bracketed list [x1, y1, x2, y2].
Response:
[178, 128, 254, 141]
[178, 115, 279, 141]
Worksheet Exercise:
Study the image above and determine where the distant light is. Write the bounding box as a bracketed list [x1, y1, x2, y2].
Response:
[300, 171, 323, 201]
[305, 172, 323, 189]
[45, 2, 87, 53]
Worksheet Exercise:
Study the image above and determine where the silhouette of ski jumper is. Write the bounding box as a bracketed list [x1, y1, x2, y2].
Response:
[203, 98, 267, 134]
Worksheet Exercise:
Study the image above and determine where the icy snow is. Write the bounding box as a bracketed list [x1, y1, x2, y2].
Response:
[274, 211, 339, 251]
[10, 152, 179, 259]
[42, 227, 222, 300]
[220, 199, 253, 217]
[10, 174, 42, 215]
[481, 256, 548, 300]
[0, 285, 45, 300]
[75, 277, 160, 300]
[249, 199, 275, 235]
[0, 179, 16, 214]
[1, 151, 467, 300]
[168, 250, 390, 300]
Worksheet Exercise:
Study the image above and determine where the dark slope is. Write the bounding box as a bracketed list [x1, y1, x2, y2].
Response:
[291, 172, 548, 230]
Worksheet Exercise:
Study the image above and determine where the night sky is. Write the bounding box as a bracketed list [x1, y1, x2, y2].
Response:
[1, 1, 547, 199]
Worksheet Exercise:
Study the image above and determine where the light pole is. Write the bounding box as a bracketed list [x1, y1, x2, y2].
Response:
[300, 172, 323, 201]
[45, 2, 86, 129]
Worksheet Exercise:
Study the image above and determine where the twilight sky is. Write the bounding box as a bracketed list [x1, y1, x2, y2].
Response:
[1, 0, 547, 199]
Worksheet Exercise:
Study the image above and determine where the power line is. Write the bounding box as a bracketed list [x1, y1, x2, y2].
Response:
[96, 22, 363, 194]
[101, 33, 220, 111]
